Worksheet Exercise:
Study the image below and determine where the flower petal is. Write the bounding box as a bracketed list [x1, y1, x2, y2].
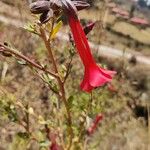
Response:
[99, 67, 116, 77]
[89, 64, 112, 87]
[80, 64, 114, 92]
[80, 74, 94, 92]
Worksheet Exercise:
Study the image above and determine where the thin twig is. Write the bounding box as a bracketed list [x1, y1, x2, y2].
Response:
[39, 27, 58, 73]
[25, 103, 30, 134]
[147, 103, 150, 150]
[34, 69, 60, 95]
[63, 56, 73, 84]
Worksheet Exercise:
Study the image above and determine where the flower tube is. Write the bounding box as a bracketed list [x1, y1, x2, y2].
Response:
[63, 1, 116, 92]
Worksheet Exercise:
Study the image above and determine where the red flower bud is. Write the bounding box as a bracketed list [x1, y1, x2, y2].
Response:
[69, 22, 95, 44]
[50, 143, 61, 150]
[48, 132, 62, 150]
[83, 22, 95, 35]
[40, 9, 53, 23]
[87, 114, 103, 135]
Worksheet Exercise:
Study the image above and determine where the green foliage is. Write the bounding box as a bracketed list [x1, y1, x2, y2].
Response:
[39, 140, 51, 149]
[0, 92, 18, 123]
[24, 22, 39, 35]
[50, 21, 63, 39]
[9, 134, 29, 150]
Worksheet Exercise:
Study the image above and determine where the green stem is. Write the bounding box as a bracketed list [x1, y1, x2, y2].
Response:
[39, 26, 73, 149]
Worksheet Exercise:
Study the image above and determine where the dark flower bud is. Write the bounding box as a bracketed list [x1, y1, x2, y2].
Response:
[37, 0, 62, 9]
[30, 1, 50, 14]
[40, 9, 53, 24]
[54, 9, 61, 17]
[61, 0, 78, 19]
[50, 0, 62, 10]
[83, 22, 95, 35]
[72, 1, 90, 11]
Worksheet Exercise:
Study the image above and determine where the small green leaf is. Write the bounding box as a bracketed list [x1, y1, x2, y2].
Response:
[38, 115, 47, 125]
[24, 23, 39, 35]
[39, 140, 51, 148]
[68, 95, 74, 110]
[50, 21, 63, 39]
[17, 60, 27, 65]
[17, 132, 30, 139]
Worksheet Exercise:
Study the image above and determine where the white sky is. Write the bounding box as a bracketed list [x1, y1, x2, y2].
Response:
[147, 0, 150, 5]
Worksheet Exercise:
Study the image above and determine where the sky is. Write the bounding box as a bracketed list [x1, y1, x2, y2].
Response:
[133, 0, 150, 5]
[136, 0, 150, 6]
[147, 0, 150, 5]
[144, 0, 150, 5]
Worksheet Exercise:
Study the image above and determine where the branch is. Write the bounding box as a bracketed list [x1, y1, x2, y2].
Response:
[0, 43, 58, 78]
[63, 56, 73, 84]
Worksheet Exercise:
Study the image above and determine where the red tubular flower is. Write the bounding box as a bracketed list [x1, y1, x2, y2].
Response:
[68, 17, 116, 92]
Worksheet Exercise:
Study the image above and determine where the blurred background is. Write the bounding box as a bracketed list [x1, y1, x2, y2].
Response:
[0, 0, 150, 149]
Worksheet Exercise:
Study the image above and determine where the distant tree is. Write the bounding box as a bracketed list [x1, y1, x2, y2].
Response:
[138, 0, 147, 8]
[130, 5, 135, 18]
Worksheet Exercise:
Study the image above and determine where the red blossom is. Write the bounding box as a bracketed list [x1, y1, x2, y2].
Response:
[68, 17, 116, 92]
[49, 133, 62, 150]
[87, 114, 103, 135]
[45, 128, 62, 150]
[50, 143, 61, 150]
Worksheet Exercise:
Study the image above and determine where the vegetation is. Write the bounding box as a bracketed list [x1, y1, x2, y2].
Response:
[0, 0, 149, 150]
